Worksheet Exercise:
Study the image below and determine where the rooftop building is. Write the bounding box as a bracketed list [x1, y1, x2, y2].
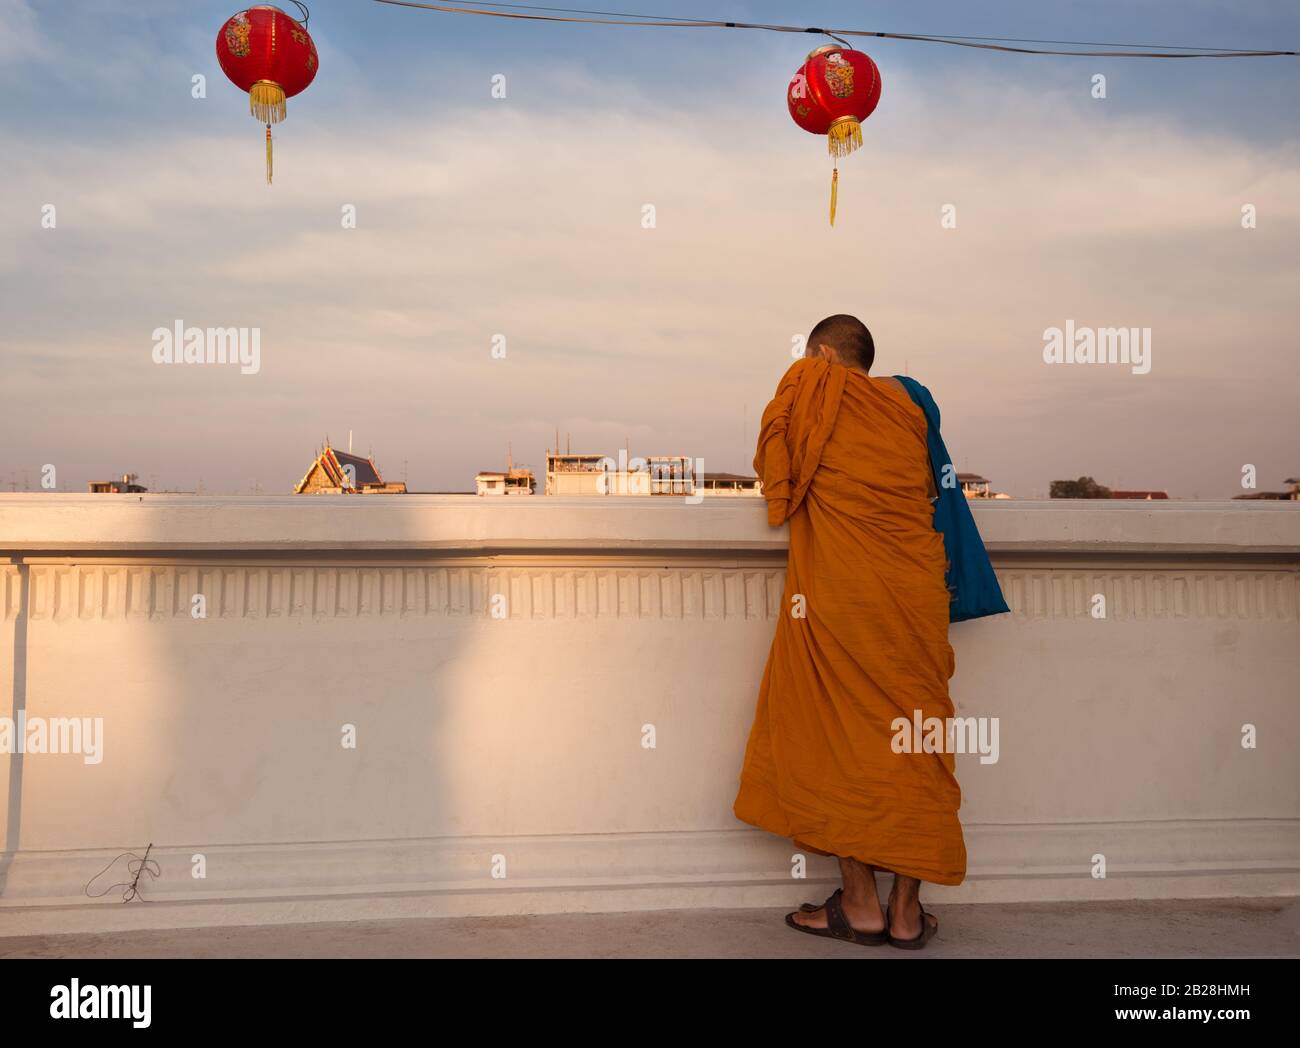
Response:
[294, 442, 407, 495]
[699, 471, 762, 496]
[957, 472, 1010, 499]
[88, 473, 147, 494]
[476, 450, 536, 496]
[543, 449, 698, 496]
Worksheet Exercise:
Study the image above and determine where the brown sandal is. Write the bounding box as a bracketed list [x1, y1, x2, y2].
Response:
[785, 888, 889, 946]
[886, 901, 938, 950]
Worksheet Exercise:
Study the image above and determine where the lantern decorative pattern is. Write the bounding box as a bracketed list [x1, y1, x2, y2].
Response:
[216, 5, 319, 184]
[788, 45, 882, 225]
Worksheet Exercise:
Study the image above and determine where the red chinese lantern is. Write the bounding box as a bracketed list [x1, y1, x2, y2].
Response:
[787, 45, 882, 225]
[216, 5, 320, 184]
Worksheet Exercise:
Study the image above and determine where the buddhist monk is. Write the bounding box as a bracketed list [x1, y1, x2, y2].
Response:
[733, 313, 963, 949]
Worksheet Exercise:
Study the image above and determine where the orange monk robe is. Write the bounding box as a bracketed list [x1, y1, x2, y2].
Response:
[733, 357, 966, 886]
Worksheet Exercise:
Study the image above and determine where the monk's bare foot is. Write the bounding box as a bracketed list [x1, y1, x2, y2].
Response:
[791, 892, 885, 933]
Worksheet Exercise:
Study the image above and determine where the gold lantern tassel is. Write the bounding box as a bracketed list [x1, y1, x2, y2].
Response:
[249, 80, 287, 124]
[249, 80, 286, 187]
[827, 117, 863, 158]
[830, 165, 838, 227]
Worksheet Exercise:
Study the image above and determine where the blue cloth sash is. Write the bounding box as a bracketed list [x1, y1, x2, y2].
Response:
[894, 375, 1009, 623]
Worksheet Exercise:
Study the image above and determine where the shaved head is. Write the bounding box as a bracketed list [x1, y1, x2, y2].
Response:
[807, 314, 875, 371]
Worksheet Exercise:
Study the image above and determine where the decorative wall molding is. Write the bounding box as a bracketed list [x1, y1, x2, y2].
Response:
[2, 819, 1295, 936]
[1, 564, 18, 623]
[14, 563, 1298, 623]
[997, 568, 1298, 621]
[21, 564, 789, 622]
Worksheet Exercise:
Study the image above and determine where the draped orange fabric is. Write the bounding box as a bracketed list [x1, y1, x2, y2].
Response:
[733, 357, 966, 885]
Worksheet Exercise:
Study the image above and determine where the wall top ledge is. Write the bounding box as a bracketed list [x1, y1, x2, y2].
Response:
[0, 496, 1296, 556]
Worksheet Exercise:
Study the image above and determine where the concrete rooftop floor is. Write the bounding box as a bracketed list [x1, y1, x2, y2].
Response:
[3, 897, 1298, 958]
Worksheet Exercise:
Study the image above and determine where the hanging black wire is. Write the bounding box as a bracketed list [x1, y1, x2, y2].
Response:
[372, 0, 1298, 57]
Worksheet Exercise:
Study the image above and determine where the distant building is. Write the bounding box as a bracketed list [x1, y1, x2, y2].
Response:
[647, 456, 693, 496]
[476, 470, 536, 495]
[89, 473, 147, 494]
[546, 451, 613, 496]
[700, 471, 762, 496]
[294, 443, 407, 494]
[476, 446, 536, 496]
[957, 473, 1010, 499]
[544, 449, 702, 496]
[1233, 476, 1300, 501]
[476, 463, 536, 496]
[1109, 490, 1169, 500]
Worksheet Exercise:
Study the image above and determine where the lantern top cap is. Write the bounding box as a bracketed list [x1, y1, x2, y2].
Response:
[806, 43, 848, 61]
[240, 5, 310, 28]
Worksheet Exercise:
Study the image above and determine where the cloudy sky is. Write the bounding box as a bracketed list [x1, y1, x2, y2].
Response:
[1, 0, 1297, 496]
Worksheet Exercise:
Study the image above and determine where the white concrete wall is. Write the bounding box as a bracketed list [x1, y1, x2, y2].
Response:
[0, 496, 1296, 934]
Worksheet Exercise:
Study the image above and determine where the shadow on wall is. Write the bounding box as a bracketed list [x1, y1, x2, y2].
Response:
[0, 497, 471, 903]
[0, 561, 29, 894]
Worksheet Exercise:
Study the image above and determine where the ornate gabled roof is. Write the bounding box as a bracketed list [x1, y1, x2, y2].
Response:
[327, 449, 382, 487]
[294, 444, 385, 493]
